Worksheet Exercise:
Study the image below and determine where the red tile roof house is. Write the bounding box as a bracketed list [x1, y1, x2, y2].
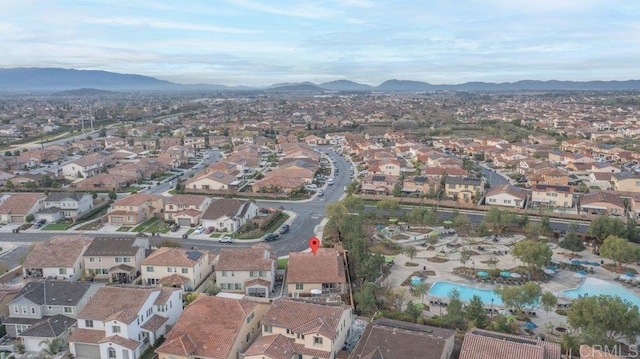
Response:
[107, 193, 164, 226]
[200, 198, 259, 233]
[286, 248, 347, 299]
[349, 318, 455, 359]
[156, 296, 270, 359]
[141, 247, 214, 291]
[216, 243, 276, 298]
[163, 194, 213, 227]
[22, 235, 94, 281]
[69, 286, 182, 359]
[485, 184, 528, 209]
[0, 193, 46, 224]
[243, 298, 354, 359]
[458, 328, 561, 359]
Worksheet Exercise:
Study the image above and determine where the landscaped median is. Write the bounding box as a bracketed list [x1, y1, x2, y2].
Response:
[235, 211, 289, 240]
[42, 222, 75, 230]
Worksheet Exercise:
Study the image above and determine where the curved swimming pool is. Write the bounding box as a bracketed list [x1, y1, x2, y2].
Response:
[562, 277, 640, 307]
[428, 281, 503, 305]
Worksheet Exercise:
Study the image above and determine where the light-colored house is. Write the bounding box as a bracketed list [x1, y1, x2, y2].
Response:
[244, 299, 353, 359]
[142, 247, 214, 291]
[612, 172, 640, 193]
[0, 193, 46, 224]
[484, 184, 528, 208]
[62, 153, 110, 180]
[361, 174, 399, 195]
[286, 248, 347, 298]
[530, 184, 574, 209]
[35, 192, 94, 223]
[200, 198, 259, 233]
[107, 193, 164, 225]
[459, 329, 561, 359]
[184, 171, 238, 191]
[163, 194, 213, 226]
[580, 191, 626, 216]
[216, 244, 276, 298]
[156, 296, 270, 359]
[83, 237, 149, 283]
[68, 286, 182, 359]
[444, 177, 484, 203]
[22, 235, 93, 281]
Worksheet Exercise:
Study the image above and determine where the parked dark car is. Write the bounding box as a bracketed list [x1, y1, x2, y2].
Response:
[171, 224, 180, 232]
[279, 224, 290, 234]
[263, 233, 280, 242]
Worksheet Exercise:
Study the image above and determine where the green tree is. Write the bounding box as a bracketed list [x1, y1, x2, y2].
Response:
[39, 338, 63, 359]
[568, 295, 640, 346]
[25, 214, 35, 223]
[159, 239, 182, 248]
[541, 291, 558, 312]
[412, 282, 430, 304]
[482, 207, 515, 234]
[4, 150, 11, 156]
[626, 218, 639, 243]
[403, 301, 423, 323]
[495, 282, 543, 315]
[559, 222, 585, 253]
[108, 190, 117, 200]
[511, 239, 553, 278]
[343, 196, 364, 214]
[392, 182, 403, 197]
[488, 314, 517, 334]
[5, 179, 14, 189]
[377, 199, 400, 217]
[599, 235, 640, 271]
[184, 292, 198, 306]
[465, 295, 488, 329]
[560, 334, 580, 356]
[354, 282, 378, 315]
[588, 215, 627, 243]
[443, 289, 465, 329]
[403, 246, 417, 264]
[99, 127, 107, 137]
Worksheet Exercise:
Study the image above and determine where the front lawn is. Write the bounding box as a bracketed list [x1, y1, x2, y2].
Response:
[75, 220, 103, 231]
[145, 221, 170, 234]
[278, 258, 288, 270]
[132, 218, 160, 232]
[209, 233, 222, 238]
[116, 226, 132, 232]
[42, 223, 74, 230]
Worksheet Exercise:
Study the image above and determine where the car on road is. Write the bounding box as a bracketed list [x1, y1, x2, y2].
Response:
[219, 235, 234, 243]
[194, 225, 205, 234]
[263, 233, 280, 242]
[279, 224, 290, 234]
[327, 178, 334, 185]
[317, 189, 324, 196]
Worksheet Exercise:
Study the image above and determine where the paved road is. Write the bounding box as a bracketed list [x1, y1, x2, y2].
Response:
[145, 149, 223, 195]
[479, 165, 509, 187]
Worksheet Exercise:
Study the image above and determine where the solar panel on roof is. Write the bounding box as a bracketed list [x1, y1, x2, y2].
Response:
[185, 251, 203, 261]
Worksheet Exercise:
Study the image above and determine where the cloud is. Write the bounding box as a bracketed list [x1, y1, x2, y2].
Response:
[84, 17, 260, 34]
[223, 0, 340, 19]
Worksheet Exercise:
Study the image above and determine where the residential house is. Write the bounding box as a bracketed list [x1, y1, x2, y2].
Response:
[530, 184, 574, 209]
[592, 162, 621, 174]
[0, 288, 19, 324]
[528, 168, 569, 186]
[62, 153, 111, 180]
[612, 172, 640, 193]
[141, 247, 214, 291]
[185, 170, 239, 191]
[35, 192, 94, 223]
[4, 281, 102, 351]
[485, 184, 528, 208]
[83, 237, 149, 283]
[458, 328, 561, 359]
[244, 299, 353, 359]
[158, 137, 182, 150]
[104, 137, 127, 150]
[361, 174, 399, 195]
[156, 296, 269, 359]
[349, 318, 455, 359]
[251, 167, 314, 194]
[107, 193, 164, 225]
[423, 166, 469, 180]
[68, 286, 182, 359]
[200, 198, 259, 232]
[402, 176, 438, 196]
[22, 235, 93, 281]
[0, 193, 45, 224]
[164, 194, 213, 226]
[580, 191, 626, 216]
[286, 248, 347, 299]
[216, 244, 276, 298]
[444, 177, 484, 203]
[8, 172, 42, 187]
[589, 172, 613, 190]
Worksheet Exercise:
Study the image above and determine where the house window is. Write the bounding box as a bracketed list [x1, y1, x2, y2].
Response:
[246, 312, 254, 324]
[297, 333, 305, 340]
[85, 320, 94, 328]
[89, 257, 95, 262]
[264, 325, 272, 333]
[235, 283, 242, 290]
[245, 332, 251, 343]
[115, 257, 122, 263]
[222, 271, 228, 277]
[112, 326, 121, 333]
[168, 268, 174, 273]
[64, 307, 73, 314]
[108, 347, 116, 359]
[314, 337, 323, 345]
[30, 307, 36, 314]
[259, 271, 266, 277]
[22, 306, 27, 314]
[295, 283, 304, 290]
[250, 271, 258, 277]
[59, 268, 67, 275]
[147, 266, 154, 272]
[13, 306, 19, 314]
[182, 268, 188, 274]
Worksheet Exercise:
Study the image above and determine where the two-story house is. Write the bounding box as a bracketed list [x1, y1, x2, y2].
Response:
[4, 281, 103, 352]
[83, 237, 149, 283]
[484, 184, 528, 209]
[444, 177, 484, 203]
[163, 194, 213, 227]
[156, 296, 270, 359]
[612, 172, 640, 193]
[68, 286, 182, 359]
[361, 174, 399, 195]
[579, 191, 626, 216]
[107, 193, 164, 225]
[62, 153, 111, 180]
[141, 247, 214, 291]
[200, 198, 259, 233]
[244, 299, 353, 359]
[530, 184, 574, 209]
[22, 235, 94, 281]
[216, 244, 276, 298]
[402, 176, 438, 196]
[35, 192, 94, 223]
[286, 248, 347, 299]
[0, 193, 46, 224]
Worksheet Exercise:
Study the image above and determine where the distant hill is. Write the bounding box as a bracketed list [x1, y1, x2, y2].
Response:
[319, 80, 373, 91]
[376, 79, 640, 92]
[52, 88, 118, 96]
[376, 79, 438, 92]
[265, 83, 325, 93]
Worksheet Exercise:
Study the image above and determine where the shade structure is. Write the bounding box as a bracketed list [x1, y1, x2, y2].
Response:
[443, 220, 453, 225]
[510, 273, 522, 278]
[547, 265, 557, 271]
[590, 262, 600, 267]
[310, 289, 322, 295]
[477, 271, 489, 277]
[574, 270, 588, 278]
[500, 271, 511, 277]
[563, 258, 573, 264]
[620, 274, 633, 281]
[525, 321, 538, 329]
[624, 272, 636, 278]
[544, 269, 556, 275]
[571, 260, 582, 265]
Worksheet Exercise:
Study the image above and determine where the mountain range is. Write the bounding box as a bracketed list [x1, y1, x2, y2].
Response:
[1, 67, 639, 93]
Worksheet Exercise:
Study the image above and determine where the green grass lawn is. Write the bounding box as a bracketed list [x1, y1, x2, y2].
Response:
[42, 223, 74, 230]
[75, 220, 102, 231]
[116, 226, 132, 232]
[209, 233, 222, 238]
[145, 221, 170, 234]
[132, 217, 160, 232]
[277, 258, 288, 270]
[185, 228, 195, 236]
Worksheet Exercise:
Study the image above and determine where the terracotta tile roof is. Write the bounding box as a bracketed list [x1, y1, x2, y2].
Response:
[459, 329, 561, 359]
[581, 191, 624, 207]
[142, 247, 206, 267]
[174, 208, 202, 217]
[245, 278, 271, 287]
[0, 193, 45, 215]
[78, 286, 161, 324]
[292, 343, 331, 358]
[68, 328, 104, 344]
[101, 335, 139, 350]
[164, 194, 209, 206]
[486, 183, 528, 200]
[287, 248, 346, 284]
[156, 296, 265, 358]
[141, 314, 168, 332]
[201, 198, 249, 220]
[154, 287, 177, 306]
[23, 235, 93, 268]
[262, 299, 351, 340]
[159, 274, 190, 285]
[349, 318, 455, 359]
[243, 334, 295, 359]
[112, 193, 163, 207]
[217, 244, 274, 271]
[84, 237, 141, 257]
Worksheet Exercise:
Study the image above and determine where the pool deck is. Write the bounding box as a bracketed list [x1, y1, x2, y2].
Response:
[383, 230, 639, 338]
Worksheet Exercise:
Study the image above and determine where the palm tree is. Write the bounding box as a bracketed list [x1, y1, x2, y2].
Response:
[39, 338, 63, 359]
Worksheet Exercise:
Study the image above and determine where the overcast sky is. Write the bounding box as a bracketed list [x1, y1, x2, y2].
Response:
[1, 0, 638, 86]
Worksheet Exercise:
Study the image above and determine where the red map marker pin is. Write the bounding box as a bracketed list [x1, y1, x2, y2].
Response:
[309, 237, 320, 255]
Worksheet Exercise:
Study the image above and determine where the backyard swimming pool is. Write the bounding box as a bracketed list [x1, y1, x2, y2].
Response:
[429, 281, 503, 305]
[562, 277, 640, 307]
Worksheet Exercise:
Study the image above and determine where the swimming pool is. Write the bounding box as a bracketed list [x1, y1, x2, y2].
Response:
[562, 277, 640, 307]
[429, 281, 503, 305]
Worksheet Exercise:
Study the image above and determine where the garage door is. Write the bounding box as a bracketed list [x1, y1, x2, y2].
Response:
[110, 216, 124, 225]
[247, 288, 266, 297]
[178, 218, 192, 227]
[10, 215, 24, 223]
[74, 343, 100, 359]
